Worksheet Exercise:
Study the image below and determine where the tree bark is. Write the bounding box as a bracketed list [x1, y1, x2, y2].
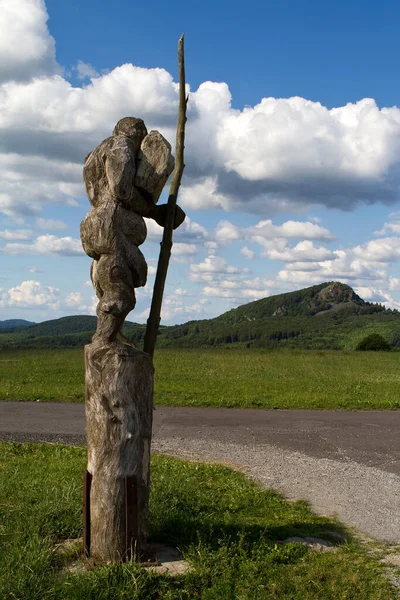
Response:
[85, 342, 153, 562]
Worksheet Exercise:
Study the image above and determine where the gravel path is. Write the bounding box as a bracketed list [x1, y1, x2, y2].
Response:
[1, 402, 399, 544]
[153, 436, 400, 544]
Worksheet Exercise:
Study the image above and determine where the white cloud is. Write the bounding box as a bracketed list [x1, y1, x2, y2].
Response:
[36, 218, 68, 230]
[202, 279, 271, 302]
[241, 246, 255, 259]
[144, 216, 208, 246]
[2, 0, 400, 223]
[212, 218, 335, 252]
[0, 280, 95, 314]
[215, 220, 242, 245]
[353, 237, 400, 263]
[0, 280, 59, 308]
[171, 243, 197, 257]
[190, 254, 240, 283]
[151, 292, 207, 323]
[0, 0, 59, 83]
[0, 229, 32, 241]
[276, 245, 388, 288]
[64, 292, 83, 307]
[180, 177, 230, 211]
[389, 277, 400, 291]
[353, 286, 387, 302]
[176, 217, 208, 242]
[267, 240, 335, 262]
[247, 219, 335, 241]
[29, 267, 43, 273]
[76, 60, 99, 81]
[354, 286, 400, 310]
[5, 234, 83, 256]
[0, 154, 81, 217]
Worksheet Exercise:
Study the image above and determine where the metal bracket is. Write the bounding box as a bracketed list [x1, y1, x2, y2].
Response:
[125, 475, 139, 561]
[83, 470, 92, 556]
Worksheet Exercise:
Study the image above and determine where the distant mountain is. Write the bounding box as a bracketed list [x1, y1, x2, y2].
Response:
[1, 282, 399, 351]
[0, 319, 36, 331]
[155, 282, 400, 350]
[17, 315, 98, 337]
[0, 315, 145, 349]
[211, 281, 365, 322]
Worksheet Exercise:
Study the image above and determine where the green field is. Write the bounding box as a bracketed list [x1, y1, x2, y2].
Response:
[0, 442, 395, 599]
[1, 347, 399, 409]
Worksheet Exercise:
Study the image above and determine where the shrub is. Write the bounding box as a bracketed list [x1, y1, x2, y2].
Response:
[356, 333, 391, 351]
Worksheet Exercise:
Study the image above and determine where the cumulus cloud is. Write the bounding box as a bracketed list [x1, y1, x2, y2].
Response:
[215, 221, 242, 245]
[276, 243, 390, 292]
[0, 280, 59, 308]
[0, 229, 32, 241]
[353, 237, 400, 263]
[353, 286, 400, 310]
[377, 222, 400, 235]
[241, 246, 256, 259]
[159, 294, 206, 323]
[267, 240, 335, 262]
[190, 254, 240, 283]
[171, 243, 197, 257]
[213, 218, 335, 250]
[247, 220, 335, 241]
[144, 216, 208, 244]
[179, 177, 230, 211]
[187, 251, 274, 305]
[202, 283, 271, 302]
[0, 0, 59, 83]
[2, 0, 400, 222]
[5, 234, 83, 256]
[0, 154, 81, 217]
[0, 280, 95, 314]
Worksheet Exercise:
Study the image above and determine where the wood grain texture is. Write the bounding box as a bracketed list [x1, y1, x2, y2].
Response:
[81, 117, 175, 344]
[85, 342, 154, 561]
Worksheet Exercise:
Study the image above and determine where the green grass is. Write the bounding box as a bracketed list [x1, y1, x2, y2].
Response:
[1, 347, 400, 409]
[0, 442, 395, 599]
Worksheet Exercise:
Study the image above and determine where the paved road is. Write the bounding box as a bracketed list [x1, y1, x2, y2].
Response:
[1, 402, 399, 543]
[1, 403, 399, 474]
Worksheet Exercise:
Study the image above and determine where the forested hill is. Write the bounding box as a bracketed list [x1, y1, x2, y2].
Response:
[0, 319, 36, 331]
[1, 282, 400, 350]
[211, 281, 365, 322]
[156, 282, 400, 350]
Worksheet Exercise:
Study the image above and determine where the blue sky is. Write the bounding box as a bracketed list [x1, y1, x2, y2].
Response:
[1, 0, 400, 324]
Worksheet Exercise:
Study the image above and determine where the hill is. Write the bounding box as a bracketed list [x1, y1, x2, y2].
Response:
[0, 319, 36, 331]
[1, 282, 399, 351]
[156, 282, 400, 350]
[0, 315, 145, 349]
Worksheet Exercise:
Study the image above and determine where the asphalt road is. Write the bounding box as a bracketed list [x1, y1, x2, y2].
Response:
[1, 403, 399, 474]
[1, 402, 399, 543]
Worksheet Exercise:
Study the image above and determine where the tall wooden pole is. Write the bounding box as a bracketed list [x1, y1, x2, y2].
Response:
[143, 35, 187, 357]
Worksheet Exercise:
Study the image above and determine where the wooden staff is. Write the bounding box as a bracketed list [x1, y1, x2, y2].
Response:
[143, 35, 187, 357]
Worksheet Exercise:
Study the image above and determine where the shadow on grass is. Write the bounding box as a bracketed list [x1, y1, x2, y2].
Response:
[150, 515, 348, 551]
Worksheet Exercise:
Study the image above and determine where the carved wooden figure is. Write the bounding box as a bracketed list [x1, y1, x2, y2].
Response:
[80, 117, 184, 562]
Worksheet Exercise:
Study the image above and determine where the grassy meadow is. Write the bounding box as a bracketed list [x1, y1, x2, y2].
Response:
[0, 347, 399, 409]
[0, 442, 396, 599]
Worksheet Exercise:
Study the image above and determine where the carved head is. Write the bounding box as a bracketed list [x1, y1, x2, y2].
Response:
[113, 117, 148, 154]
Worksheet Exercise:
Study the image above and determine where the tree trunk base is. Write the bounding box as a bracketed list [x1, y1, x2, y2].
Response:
[84, 341, 154, 562]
